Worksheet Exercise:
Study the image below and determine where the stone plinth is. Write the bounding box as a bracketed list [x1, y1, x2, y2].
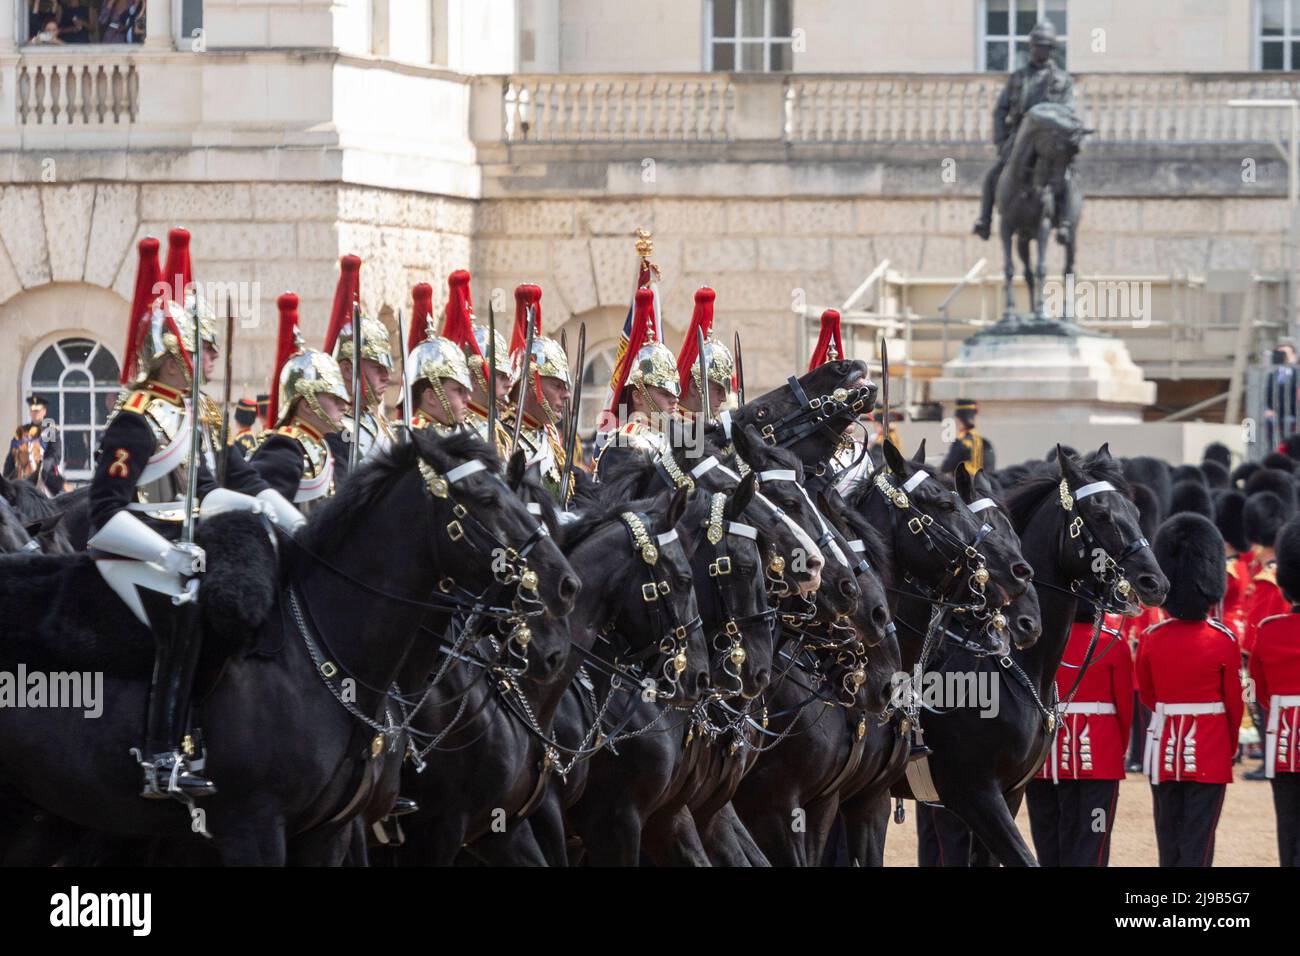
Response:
[930, 321, 1155, 424]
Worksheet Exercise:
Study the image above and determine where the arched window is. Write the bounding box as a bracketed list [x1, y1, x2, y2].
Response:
[27, 337, 121, 481]
[577, 344, 617, 439]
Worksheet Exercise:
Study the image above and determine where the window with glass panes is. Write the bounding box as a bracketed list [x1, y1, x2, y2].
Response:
[981, 0, 1067, 72]
[27, 338, 121, 481]
[707, 0, 793, 72]
[1260, 0, 1300, 70]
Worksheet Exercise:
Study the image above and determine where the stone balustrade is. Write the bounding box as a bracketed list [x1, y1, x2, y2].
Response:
[16, 56, 139, 126]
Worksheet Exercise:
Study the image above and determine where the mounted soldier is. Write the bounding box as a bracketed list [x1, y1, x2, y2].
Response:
[674, 286, 736, 425]
[86, 229, 291, 799]
[323, 254, 396, 463]
[440, 269, 513, 459]
[404, 281, 474, 435]
[940, 398, 996, 476]
[972, 20, 1075, 243]
[228, 397, 261, 460]
[594, 286, 680, 482]
[503, 283, 574, 503]
[250, 292, 353, 515]
[4, 393, 62, 493]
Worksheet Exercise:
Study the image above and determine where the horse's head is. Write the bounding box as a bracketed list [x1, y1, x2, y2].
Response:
[1026, 103, 1090, 194]
[736, 424, 858, 609]
[1057, 444, 1169, 612]
[690, 475, 776, 700]
[954, 466, 1041, 651]
[413, 429, 581, 619]
[501, 451, 578, 681]
[822, 492, 893, 650]
[0, 498, 33, 554]
[732, 359, 874, 467]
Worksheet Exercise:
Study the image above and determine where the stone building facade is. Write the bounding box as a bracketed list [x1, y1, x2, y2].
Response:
[1, 0, 1297, 476]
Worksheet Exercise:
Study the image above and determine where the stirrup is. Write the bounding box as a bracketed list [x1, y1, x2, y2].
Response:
[131, 748, 217, 800]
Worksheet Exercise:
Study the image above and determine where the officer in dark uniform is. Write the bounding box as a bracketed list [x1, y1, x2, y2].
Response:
[973, 21, 1076, 241]
[228, 397, 261, 460]
[940, 398, 995, 476]
[4, 394, 63, 492]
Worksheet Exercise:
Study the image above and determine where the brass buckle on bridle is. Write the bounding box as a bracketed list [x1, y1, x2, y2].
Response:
[1068, 516, 1083, 540]
[709, 556, 733, 577]
[907, 514, 932, 535]
[446, 520, 465, 542]
[642, 582, 660, 602]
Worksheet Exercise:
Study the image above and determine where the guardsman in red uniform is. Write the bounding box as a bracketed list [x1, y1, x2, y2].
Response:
[1248, 516, 1300, 866]
[1026, 602, 1133, 866]
[1242, 490, 1289, 777]
[1215, 490, 1250, 640]
[1125, 481, 1166, 771]
[1139, 513, 1245, 867]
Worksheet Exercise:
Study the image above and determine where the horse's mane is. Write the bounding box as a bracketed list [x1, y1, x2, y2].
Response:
[560, 487, 698, 552]
[4, 476, 59, 519]
[1003, 452, 1129, 534]
[297, 430, 498, 558]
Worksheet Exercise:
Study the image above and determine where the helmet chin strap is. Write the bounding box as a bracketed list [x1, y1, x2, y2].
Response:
[427, 377, 456, 426]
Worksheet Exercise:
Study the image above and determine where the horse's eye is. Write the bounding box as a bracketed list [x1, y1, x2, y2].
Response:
[677, 574, 694, 589]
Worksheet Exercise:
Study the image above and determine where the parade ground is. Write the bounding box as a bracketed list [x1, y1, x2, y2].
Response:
[885, 764, 1277, 867]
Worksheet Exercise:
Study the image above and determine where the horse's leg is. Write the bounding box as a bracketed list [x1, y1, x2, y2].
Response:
[943, 785, 1037, 867]
[643, 804, 712, 867]
[804, 795, 842, 866]
[1035, 221, 1049, 318]
[215, 815, 288, 866]
[574, 805, 643, 867]
[1017, 233, 1035, 319]
[286, 821, 356, 867]
[846, 794, 891, 867]
[1002, 222, 1016, 317]
[703, 801, 770, 866]
[467, 820, 550, 867]
[524, 790, 570, 867]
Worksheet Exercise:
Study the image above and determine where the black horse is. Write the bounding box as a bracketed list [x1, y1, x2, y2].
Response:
[891, 446, 1167, 866]
[0, 430, 580, 865]
[0, 475, 71, 554]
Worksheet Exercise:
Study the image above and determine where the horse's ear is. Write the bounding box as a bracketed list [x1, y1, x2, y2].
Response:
[881, 436, 909, 475]
[911, 439, 927, 463]
[506, 449, 526, 490]
[666, 485, 689, 530]
[0, 475, 14, 506]
[973, 467, 993, 497]
[1056, 443, 1086, 487]
[24, 512, 63, 537]
[954, 463, 974, 501]
[1095, 442, 1113, 462]
[726, 472, 756, 520]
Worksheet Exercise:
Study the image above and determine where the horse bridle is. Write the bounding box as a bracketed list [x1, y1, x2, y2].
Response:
[756, 376, 874, 451]
[692, 492, 778, 695]
[596, 511, 704, 698]
[1054, 478, 1146, 613]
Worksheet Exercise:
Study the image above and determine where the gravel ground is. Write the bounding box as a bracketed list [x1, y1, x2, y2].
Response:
[882, 763, 1278, 866]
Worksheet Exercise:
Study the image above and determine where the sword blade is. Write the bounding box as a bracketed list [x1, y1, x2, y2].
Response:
[216, 295, 235, 485]
[395, 307, 412, 433]
[734, 331, 746, 406]
[560, 322, 586, 504]
[182, 297, 204, 545]
[880, 336, 890, 449]
[348, 302, 362, 474]
[509, 306, 536, 460]
[487, 299, 497, 445]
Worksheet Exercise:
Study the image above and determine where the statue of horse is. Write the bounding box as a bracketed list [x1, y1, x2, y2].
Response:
[993, 102, 1091, 322]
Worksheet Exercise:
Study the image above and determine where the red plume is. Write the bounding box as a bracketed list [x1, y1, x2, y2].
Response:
[441, 269, 479, 358]
[408, 282, 434, 354]
[676, 286, 716, 396]
[120, 237, 163, 384]
[268, 292, 300, 425]
[604, 287, 657, 426]
[161, 227, 193, 304]
[510, 284, 543, 358]
[808, 308, 844, 371]
[323, 254, 362, 355]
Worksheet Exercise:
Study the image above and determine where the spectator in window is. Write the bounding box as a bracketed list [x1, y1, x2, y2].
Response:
[30, 18, 63, 44]
[59, 2, 91, 43]
[99, 0, 144, 44]
[1264, 343, 1299, 452]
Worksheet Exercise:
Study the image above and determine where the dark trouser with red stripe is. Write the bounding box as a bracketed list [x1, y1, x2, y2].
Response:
[916, 803, 973, 866]
[1151, 781, 1226, 867]
[1025, 778, 1120, 866]
[1273, 774, 1300, 867]
[1128, 692, 1151, 767]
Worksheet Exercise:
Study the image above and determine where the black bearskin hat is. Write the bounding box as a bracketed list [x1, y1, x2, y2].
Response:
[1232, 461, 1261, 490]
[1171, 464, 1207, 487]
[1201, 459, 1229, 490]
[1170, 480, 1214, 520]
[1245, 468, 1297, 515]
[1263, 451, 1296, 473]
[1245, 491, 1288, 550]
[1130, 483, 1163, 542]
[1275, 517, 1300, 603]
[1153, 513, 1226, 621]
[1203, 442, 1232, 469]
[1214, 490, 1249, 554]
[1123, 457, 1172, 516]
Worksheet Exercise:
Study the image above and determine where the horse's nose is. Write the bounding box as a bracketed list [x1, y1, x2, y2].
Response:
[557, 574, 580, 605]
[754, 669, 770, 690]
[696, 670, 711, 695]
[871, 603, 890, 631]
[1011, 562, 1033, 583]
[1136, 572, 1167, 602]
[805, 550, 825, 575]
[838, 576, 857, 599]
[544, 650, 566, 673]
[1014, 615, 1041, 648]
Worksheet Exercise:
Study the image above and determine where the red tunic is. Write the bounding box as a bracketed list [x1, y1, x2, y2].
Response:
[1221, 554, 1250, 641]
[1249, 611, 1300, 777]
[1137, 618, 1244, 785]
[1036, 621, 1135, 782]
[1123, 605, 1166, 691]
[1244, 563, 1287, 656]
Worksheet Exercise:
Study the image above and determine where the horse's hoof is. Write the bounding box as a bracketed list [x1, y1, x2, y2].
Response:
[972, 221, 991, 241]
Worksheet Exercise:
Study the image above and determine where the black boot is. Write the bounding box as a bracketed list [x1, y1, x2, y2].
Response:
[137, 592, 215, 800]
[972, 159, 1002, 241]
